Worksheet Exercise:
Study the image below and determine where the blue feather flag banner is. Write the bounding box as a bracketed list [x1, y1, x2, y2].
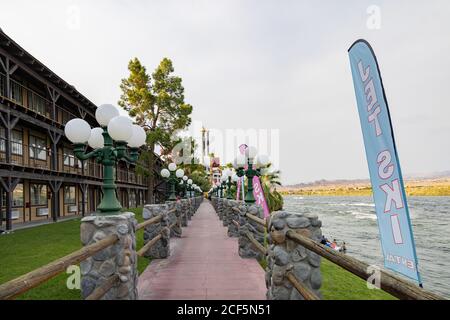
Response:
[348, 40, 421, 283]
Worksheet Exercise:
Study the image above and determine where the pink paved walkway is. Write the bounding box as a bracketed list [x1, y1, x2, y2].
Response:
[137, 200, 267, 300]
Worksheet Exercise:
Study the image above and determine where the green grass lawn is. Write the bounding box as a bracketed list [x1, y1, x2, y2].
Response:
[1, 208, 394, 300]
[320, 259, 395, 300]
[0, 207, 148, 300]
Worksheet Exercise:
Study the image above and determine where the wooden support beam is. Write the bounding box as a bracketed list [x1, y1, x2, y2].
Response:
[285, 230, 444, 300]
[0, 47, 95, 119]
[0, 234, 119, 300]
[0, 103, 64, 135]
[79, 183, 88, 217]
[9, 64, 18, 75]
[0, 57, 6, 72]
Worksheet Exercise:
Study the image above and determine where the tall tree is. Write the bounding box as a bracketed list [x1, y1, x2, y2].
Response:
[119, 57, 192, 203]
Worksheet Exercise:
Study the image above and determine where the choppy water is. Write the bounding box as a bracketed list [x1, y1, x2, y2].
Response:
[283, 195, 450, 298]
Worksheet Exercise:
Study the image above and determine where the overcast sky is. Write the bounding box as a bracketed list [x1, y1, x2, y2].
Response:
[1, 0, 449, 184]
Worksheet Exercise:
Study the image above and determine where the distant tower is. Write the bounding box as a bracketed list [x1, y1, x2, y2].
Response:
[201, 127, 207, 160]
[206, 129, 210, 156]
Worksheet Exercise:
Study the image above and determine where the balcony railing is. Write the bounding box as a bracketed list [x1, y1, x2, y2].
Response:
[0, 72, 77, 126]
[0, 139, 147, 185]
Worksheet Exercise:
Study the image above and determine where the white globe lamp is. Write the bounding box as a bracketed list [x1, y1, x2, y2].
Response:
[245, 146, 258, 159]
[176, 168, 184, 178]
[160, 168, 170, 178]
[127, 125, 146, 148]
[107, 116, 133, 142]
[65, 118, 91, 144]
[95, 104, 120, 127]
[87, 127, 104, 149]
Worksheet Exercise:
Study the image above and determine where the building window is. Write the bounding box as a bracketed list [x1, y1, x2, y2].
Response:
[63, 148, 81, 168]
[8, 130, 23, 156]
[1, 183, 24, 207]
[30, 184, 47, 206]
[0, 129, 23, 155]
[29, 135, 47, 160]
[129, 191, 136, 208]
[64, 186, 76, 204]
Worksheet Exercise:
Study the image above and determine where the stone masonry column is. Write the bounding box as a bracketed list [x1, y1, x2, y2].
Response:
[142, 204, 171, 259]
[188, 198, 194, 220]
[180, 199, 189, 227]
[166, 201, 182, 237]
[238, 204, 266, 260]
[227, 200, 242, 237]
[217, 198, 224, 221]
[80, 212, 138, 300]
[222, 199, 231, 227]
[266, 211, 323, 300]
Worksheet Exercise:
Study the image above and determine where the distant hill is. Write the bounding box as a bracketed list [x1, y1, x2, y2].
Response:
[283, 170, 450, 189]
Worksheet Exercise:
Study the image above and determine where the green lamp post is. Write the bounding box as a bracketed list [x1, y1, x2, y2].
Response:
[220, 179, 227, 198]
[182, 175, 188, 198]
[64, 104, 146, 215]
[233, 146, 270, 204]
[187, 179, 193, 198]
[161, 163, 184, 201]
[222, 168, 234, 199]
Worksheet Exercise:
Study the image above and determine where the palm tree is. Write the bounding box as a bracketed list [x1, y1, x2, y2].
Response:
[260, 165, 284, 212]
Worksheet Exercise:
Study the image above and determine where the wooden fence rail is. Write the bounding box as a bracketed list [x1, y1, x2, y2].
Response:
[0, 234, 119, 300]
[244, 230, 267, 256]
[136, 215, 162, 231]
[285, 230, 444, 300]
[231, 207, 267, 227]
[85, 274, 120, 300]
[137, 234, 163, 257]
[136, 220, 179, 257]
[286, 272, 320, 300]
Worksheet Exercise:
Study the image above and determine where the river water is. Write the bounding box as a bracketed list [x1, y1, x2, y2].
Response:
[283, 195, 450, 298]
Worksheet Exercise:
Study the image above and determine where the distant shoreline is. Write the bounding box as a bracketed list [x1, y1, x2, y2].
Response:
[279, 182, 450, 197]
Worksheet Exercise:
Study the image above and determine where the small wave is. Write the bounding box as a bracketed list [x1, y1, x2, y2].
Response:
[350, 211, 377, 221]
[351, 203, 375, 207]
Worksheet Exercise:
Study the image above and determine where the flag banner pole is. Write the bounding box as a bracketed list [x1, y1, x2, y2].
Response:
[252, 176, 270, 218]
[348, 39, 422, 284]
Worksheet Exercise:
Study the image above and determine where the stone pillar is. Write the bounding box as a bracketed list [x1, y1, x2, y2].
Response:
[217, 198, 224, 220]
[142, 204, 170, 259]
[166, 201, 182, 237]
[80, 212, 138, 300]
[222, 199, 231, 227]
[266, 211, 323, 300]
[238, 204, 266, 260]
[187, 198, 192, 220]
[180, 199, 189, 227]
[227, 200, 242, 237]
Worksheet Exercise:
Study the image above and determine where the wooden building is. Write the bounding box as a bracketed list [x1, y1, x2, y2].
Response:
[0, 29, 166, 231]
